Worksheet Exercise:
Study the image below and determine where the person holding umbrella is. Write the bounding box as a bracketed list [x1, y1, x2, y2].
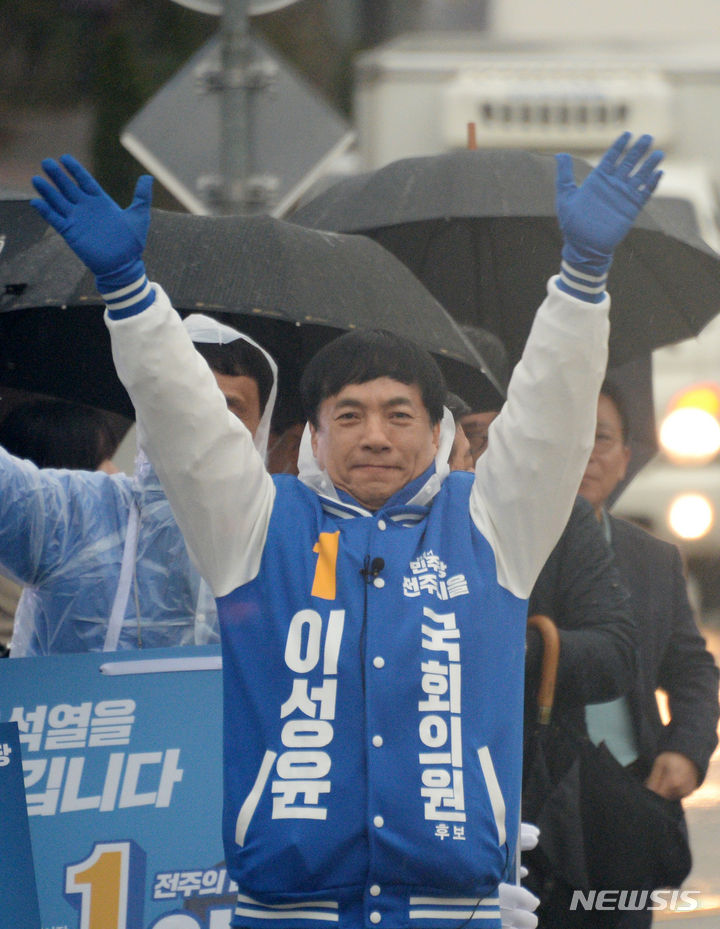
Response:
[453, 366, 639, 925]
[2, 315, 277, 655]
[31, 132, 663, 929]
[573, 380, 720, 928]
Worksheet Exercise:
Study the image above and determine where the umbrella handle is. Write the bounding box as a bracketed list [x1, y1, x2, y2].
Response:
[527, 614, 560, 725]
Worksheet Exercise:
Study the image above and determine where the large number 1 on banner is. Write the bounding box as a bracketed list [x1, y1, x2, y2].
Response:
[65, 840, 144, 929]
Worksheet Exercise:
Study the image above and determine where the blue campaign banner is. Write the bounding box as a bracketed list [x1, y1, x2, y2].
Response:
[0, 721, 42, 929]
[0, 645, 239, 929]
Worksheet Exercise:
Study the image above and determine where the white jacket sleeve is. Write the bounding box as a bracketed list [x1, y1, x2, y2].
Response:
[470, 277, 610, 599]
[106, 287, 275, 597]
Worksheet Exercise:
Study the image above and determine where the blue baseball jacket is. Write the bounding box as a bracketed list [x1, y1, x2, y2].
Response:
[105, 276, 610, 929]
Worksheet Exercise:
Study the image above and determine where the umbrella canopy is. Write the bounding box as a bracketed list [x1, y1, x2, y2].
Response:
[0, 209, 504, 417]
[604, 353, 657, 501]
[290, 149, 720, 369]
[0, 198, 50, 263]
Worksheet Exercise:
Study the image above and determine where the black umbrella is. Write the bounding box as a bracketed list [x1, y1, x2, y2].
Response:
[604, 353, 657, 501]
[290, 149, 720, 369]
[0, 198, 51, 263]
[0, 209, 504, 417]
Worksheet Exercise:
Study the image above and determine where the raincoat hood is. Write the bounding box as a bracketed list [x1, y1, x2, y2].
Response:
[127, 315, 278, 485]
[182, 313, 278, 459]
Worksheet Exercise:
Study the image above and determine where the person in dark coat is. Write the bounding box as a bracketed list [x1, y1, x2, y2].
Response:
[527, 493, 636, 740]
[457, 349, 636, 725]
[575, 381, 720, 928]
[458, 403, 636, 734]
[458, 402, 638, 920]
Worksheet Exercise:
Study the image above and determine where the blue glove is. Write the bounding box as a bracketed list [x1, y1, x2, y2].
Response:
[555, 132, 664, 301]
[32, 155, 155, 314]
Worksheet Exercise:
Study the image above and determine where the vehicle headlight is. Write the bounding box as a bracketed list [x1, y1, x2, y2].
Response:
[659, 384, 720, 464]
[660, 407, 720, 463]
[667, 493, 714, 540]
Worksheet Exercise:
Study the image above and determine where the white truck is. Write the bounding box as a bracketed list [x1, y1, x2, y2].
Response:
[351, 33, 720, 607]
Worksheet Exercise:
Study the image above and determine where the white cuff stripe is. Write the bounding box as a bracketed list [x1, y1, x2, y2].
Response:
[233, 908, 339, 922]
[101, 275, 148, 301]
[236, 895, 338, 911]
[410, 897, 500, 906]
[408, 909, 500, 921]
[234, 894, 339, 922]
[104, 279, 153, 311]
[560, 260, 608, 283]
[558, 272, 607, 295]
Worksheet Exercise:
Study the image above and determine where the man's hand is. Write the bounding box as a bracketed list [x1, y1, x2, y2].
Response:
[520, 821, 540, 852]
[645, 751, 700, 801]
[31, 154, 152, 290]
[555, 133, 664, 300]
[499, 882, 539, 929]
[556, 132, 664, 262]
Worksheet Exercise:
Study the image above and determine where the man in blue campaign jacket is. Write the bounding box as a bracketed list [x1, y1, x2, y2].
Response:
[31, 133, 664, 929]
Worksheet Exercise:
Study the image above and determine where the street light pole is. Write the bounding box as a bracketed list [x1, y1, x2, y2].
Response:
[167, 0, 299, 213]
[217, 0, 278, 213]
[220, 0, 251, 212]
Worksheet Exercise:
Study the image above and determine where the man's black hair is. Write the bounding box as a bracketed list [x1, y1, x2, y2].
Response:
[300, 329, 446, 426]
[193, 339, 274, 415]
[600, 379, 631, 444]
[0, 398, 118, 470]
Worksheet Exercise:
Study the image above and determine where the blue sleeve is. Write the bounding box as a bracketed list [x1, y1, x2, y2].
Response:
[0, 447, 120, 585]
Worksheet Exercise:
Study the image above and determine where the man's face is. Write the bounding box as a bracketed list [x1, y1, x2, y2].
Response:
[310, 377, 440, 511]
[578, 393, 631, 514]
[213, 371, 262, 436]
[460, 410, 498, 462]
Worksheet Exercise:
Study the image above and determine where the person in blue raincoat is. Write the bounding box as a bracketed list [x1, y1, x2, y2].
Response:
[4, 314, 277, 655]
[0, 396, 123, 654]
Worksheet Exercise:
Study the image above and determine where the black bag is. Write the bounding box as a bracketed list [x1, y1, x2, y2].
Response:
[578, 738, 691, 890]
[523, 615, 692, 893]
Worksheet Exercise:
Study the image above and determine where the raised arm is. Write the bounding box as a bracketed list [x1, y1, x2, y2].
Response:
[31, 157, 275, 596]
[470, 133, 664, 598]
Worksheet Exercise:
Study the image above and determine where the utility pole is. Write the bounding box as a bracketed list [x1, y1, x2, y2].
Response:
[217, 0, 278, 213]
[219, 0, 252, 210]
[177, 0, 280, 213]
[157, 0, 336, 214]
